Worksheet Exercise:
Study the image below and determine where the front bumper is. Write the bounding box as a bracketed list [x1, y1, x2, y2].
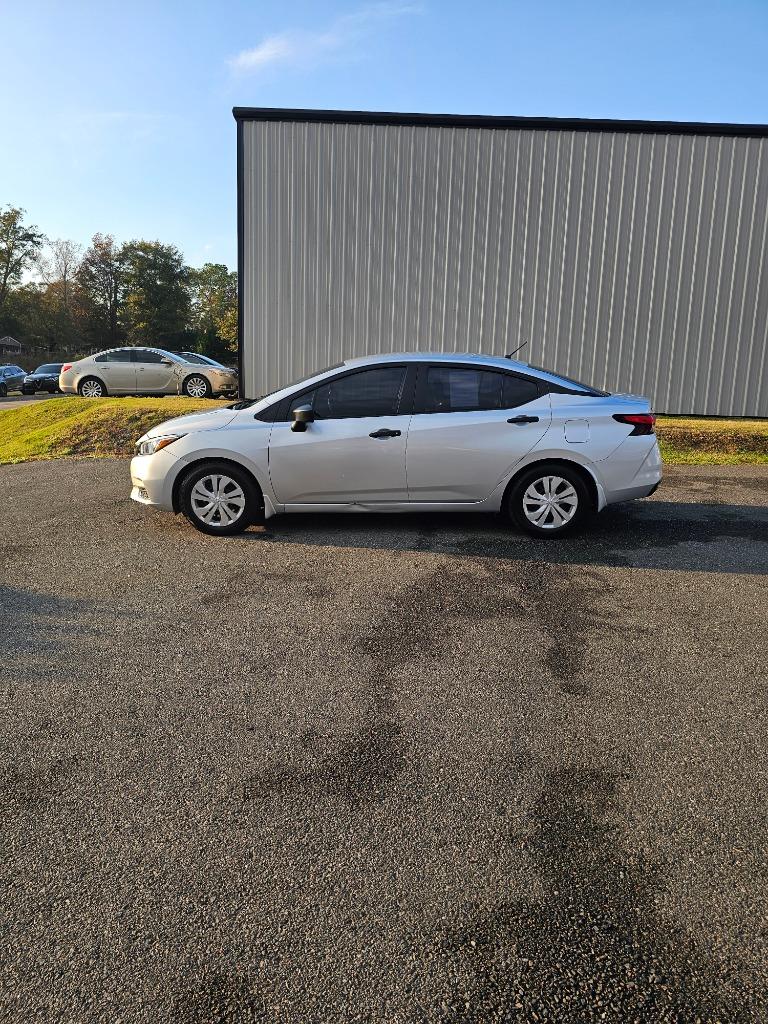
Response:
[130, 448, 182, 511]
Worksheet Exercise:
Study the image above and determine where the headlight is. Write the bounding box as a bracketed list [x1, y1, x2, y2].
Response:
[135, 433, 184, 456]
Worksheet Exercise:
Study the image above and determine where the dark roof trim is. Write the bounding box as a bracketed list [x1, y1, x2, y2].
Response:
[233, 106, 768, 139]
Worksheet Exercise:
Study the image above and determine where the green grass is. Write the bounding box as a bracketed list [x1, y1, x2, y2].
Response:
[0, 397, 228, 465]
[0, 398, 766, 466]
[656, 415, 768, 464]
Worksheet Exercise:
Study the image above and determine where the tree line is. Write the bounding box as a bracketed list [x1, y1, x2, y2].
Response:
[0, 205, 237, 364]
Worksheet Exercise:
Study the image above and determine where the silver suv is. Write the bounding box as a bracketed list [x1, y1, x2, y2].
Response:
[59, 347, 238, 399]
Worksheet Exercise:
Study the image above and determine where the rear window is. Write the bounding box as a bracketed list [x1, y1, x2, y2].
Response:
[95, 349, 133, 363]
[529, 365, 609, 396]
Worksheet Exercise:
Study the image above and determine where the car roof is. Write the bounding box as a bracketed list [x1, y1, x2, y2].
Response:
[340, 351, 568, 386]
[88, 346, 178, 357]
[342, 351, 528, 369]
[250, 349, 599, 411]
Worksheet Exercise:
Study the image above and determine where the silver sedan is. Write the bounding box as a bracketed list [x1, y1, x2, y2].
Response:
[130, 352, 662, 539]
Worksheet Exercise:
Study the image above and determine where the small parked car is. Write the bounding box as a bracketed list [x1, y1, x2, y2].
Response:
[130, 352, 662, 538]
[59, 347, 238, 398]
[21, 363, 64, 394]
[0, 364, 27, 396]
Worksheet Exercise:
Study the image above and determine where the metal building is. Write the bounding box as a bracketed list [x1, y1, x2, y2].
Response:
[234, 107, 768, 416]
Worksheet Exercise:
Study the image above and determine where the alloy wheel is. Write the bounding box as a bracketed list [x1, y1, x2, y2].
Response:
[190, 473, 246, 527]
[185, 376, 208, 398]
[80, 379, 104, 398]
[522, 475, 579, 530]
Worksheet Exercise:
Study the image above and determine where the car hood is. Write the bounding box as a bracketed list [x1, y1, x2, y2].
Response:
[142, 406, 239, 438]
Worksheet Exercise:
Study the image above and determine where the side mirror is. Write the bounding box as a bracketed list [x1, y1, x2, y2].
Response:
[160, 357, 173, 365]
[291, 405, 315, 432]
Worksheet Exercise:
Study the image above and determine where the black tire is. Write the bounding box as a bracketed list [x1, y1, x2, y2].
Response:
[507, 463, 592, 538]
[0, 383, 7, 398]
[78, 376, 107, 398]
[179, 461, 261, 536]
[182, 374, 212, 399]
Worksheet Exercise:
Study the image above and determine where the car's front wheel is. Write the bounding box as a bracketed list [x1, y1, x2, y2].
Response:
[0, 383, 7, 398]
[508, 464, 591, 537]
[182, 375, 212, 399]
[179, 462, 261, 535]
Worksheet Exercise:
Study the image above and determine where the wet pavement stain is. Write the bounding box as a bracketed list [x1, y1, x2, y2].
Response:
[173, 972, 267, 1023]
[1, 755, 76, 812]
[241, 712, 404, 807]
[423, 767, 766, 1023]
[242, 559, 615, 805]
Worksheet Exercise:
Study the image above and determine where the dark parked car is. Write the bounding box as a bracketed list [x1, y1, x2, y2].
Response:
[21, 363, 64, 395]
[0, 364, 27, 396]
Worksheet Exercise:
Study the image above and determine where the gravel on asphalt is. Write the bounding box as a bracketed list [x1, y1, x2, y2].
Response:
[1, 459, 767, 1022]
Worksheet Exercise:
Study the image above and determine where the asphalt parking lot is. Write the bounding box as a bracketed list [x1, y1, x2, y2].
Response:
[2, 459, 767, 1022]
[0, 392, 63, 411]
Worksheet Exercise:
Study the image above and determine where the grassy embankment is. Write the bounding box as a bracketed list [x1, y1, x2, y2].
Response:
[0, 397, 229, 465]
[0, 397, 766, 466]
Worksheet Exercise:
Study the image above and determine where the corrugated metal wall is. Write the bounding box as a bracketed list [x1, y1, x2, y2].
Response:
[241, 118, 768, 415]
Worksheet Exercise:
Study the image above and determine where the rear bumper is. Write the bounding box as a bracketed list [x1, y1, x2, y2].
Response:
[601, 439, 663, 505]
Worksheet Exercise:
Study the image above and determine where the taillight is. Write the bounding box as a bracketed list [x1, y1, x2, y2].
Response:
[613, 413, 656, 436]
[61, 363, 73, 373]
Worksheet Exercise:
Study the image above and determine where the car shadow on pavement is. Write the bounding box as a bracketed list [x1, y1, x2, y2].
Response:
[244, 499, 768, 576]
[0, 586, 93, 660]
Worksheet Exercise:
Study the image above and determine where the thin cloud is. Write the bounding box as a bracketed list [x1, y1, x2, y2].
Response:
[229, 3, 423, 75]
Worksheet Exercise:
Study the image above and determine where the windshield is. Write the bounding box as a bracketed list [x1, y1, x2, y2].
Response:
[253, 362, 345, 403]
[36, 364, 62, 374]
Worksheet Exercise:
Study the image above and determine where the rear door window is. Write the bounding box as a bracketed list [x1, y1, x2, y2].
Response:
[421, 366, 538, 413]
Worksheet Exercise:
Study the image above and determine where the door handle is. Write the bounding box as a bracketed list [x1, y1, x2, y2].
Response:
[369, 428, 402, 439]
[507, 415, 539, 424]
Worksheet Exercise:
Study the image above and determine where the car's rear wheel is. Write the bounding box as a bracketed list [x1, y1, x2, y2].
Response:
[183, 375, 212, 399]
[179, 462, 261, 535]
[0, 383, 7, 397]
[79, 377, 106, 398]
[508, 464, 591, 537]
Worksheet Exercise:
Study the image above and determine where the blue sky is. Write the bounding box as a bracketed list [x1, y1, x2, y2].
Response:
[2, 0, 766, 271]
